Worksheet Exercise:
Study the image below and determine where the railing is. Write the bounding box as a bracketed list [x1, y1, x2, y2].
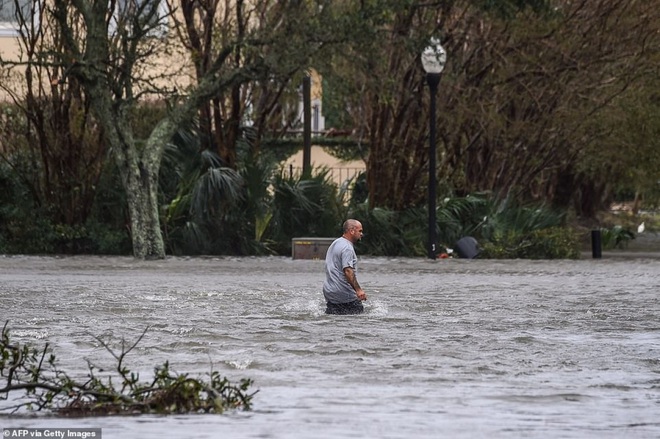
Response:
[285, 165, 364, 187]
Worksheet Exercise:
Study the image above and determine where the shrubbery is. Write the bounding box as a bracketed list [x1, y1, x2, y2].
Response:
[0, 112, 605, 260]
[480, 227, 581, 259]
[0, 157, 592, 260]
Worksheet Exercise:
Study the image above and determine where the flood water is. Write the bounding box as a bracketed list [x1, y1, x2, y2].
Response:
[1, 254, 659, 438]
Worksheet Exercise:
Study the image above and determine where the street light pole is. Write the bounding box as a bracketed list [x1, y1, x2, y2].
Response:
[302, 75, 312, 178]
[426, 72, 440, 259]
[421, 38, 446, 260]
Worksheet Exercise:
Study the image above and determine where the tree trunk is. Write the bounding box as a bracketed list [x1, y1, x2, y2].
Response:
[96, 98, 171, 260]
[114, 121, 172, 260]
[123, 160, 165, 260]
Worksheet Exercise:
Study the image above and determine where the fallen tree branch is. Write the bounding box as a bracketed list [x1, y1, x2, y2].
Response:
[0, 321, 256, 416]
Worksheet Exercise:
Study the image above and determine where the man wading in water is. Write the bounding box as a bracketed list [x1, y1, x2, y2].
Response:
[323, 219, 368, 315]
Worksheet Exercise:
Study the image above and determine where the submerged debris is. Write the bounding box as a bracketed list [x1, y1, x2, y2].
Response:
[0, 322, 256, 416]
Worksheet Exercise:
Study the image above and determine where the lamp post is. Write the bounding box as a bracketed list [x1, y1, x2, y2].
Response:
[302, 75, 312, 178]
[421, 38, 446, 260]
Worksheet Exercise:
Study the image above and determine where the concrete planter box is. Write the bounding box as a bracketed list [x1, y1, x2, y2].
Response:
[291, 237, 335, 260]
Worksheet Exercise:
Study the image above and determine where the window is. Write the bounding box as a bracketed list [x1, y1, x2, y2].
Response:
[0, 0, 32, 37]
[109, 0, 168, 37]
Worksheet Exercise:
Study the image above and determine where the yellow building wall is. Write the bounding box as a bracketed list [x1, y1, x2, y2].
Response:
[0, 3, 365, 178]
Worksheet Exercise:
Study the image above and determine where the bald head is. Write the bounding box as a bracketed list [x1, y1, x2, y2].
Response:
[343, 219, 361, 233]
[342, 219, 364, 243]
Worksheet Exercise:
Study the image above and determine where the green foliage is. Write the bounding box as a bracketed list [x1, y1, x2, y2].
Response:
[161, 122, 346, 256]
[268, 168, 344, 255]
[348, 204, 426, 256]
[347, 193, 578, 259]
[160, 124, 248, 255]
[0, 323, 256, 416]
[321, 75, 356, 131]
[348, 172, 369, 208]
[0, 98, 131, 255]
[480, 226, 581, 259]
[0, 160, 56, 253]
[254, 137, 303, 164]
[0, 157, 131, 255]
[160, 124, 206, 254]
[455, 195, 577, 259]
[84, 220, 132, 255]
[479, 198, 566, 242]
[52, 224, 94, 253]
[0, 214, 57, 254]
[434, 193, 568, 255]
[321, 143, 366, 163]
[436, 195, 491, 248]
[0, 129, 585, 260]
[598, 225, 636, 250]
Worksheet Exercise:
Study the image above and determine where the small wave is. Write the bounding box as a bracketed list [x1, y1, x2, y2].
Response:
[143, 295, 178, 302]
[591, 383, 633, 391]
[12, 329, 50, 339]
[279, 298, 326, 316]
[165, 326, 197, 335]
[512, 335, 536, 343]
[492, 393, 591, 403]
[366, 300, 388, 317]
[225, 358, 254, 370]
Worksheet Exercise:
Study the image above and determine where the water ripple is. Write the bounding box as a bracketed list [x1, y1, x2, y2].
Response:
[1, 255, 659, 438]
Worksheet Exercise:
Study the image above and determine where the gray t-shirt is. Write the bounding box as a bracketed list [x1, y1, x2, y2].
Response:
[323, 237, 358, 304]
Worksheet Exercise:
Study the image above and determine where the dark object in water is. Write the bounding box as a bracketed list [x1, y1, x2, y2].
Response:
[455, 236, 480, 259]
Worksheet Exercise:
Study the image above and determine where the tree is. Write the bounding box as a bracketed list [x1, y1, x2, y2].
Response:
[321, 0, 660, 216]
[39, 0, 364, 259]
[173, 0, 311, 168]
[165, 1, 356, 253]
[0, 0, 105, 251]
[318, 0, 441, 210]
[578, 79, 660, 213]
[451, 0, 660, 216]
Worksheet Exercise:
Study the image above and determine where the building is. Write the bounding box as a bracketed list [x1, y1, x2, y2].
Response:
[0, 1, 365, 180]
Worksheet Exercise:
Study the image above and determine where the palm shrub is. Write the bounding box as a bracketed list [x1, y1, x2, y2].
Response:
[161, 124, 345, 255]
[346, 196, 490, 257]
[429, 192, 580, 259]
[347, 203, 426, 256]
[436, 194, 492, 249]
[598, 225, 635, 249]
[346, 193, 579, 259]
[268, 168, 344, 255]
[475, 197, 580, 259]
[238, 143, 279, 254]
[480, 198, 565, 240]
[161, 124, 251, 255]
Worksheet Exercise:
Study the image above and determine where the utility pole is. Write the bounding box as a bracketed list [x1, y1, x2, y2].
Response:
[302, 75, 312, 178]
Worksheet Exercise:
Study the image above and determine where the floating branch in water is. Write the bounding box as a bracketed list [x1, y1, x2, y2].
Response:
[0, 321, 256, 416]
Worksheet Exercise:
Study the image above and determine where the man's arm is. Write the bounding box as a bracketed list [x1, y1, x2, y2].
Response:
[343, 267, 367, 301]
